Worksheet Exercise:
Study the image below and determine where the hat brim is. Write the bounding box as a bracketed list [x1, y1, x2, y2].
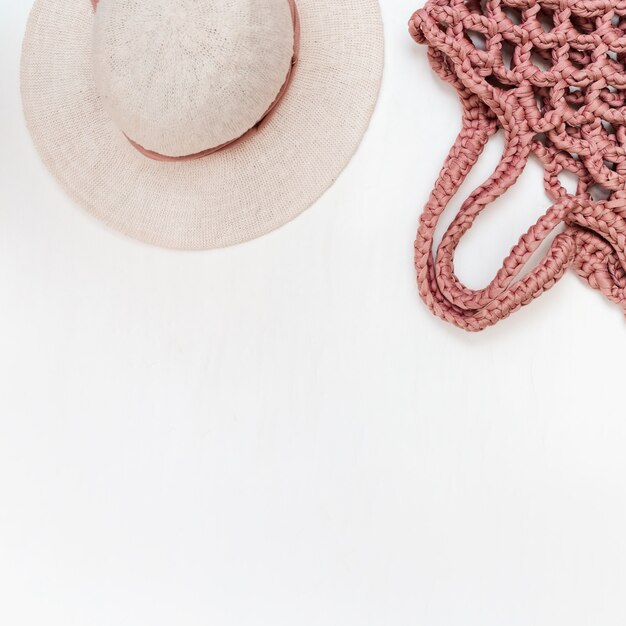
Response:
[21, 0, 384, 249]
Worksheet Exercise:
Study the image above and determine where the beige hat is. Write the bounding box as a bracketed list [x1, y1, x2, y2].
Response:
[21, 0, 384, 249]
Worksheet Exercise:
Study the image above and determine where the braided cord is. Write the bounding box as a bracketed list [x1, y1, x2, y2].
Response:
[411, 0, 626, 330]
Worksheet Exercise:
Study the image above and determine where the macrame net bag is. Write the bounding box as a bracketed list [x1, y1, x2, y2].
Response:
[410, 0, 626, 331]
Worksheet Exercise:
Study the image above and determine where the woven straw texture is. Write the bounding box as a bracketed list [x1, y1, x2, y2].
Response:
[21, 0, 384, 249]
[93, 0, 296, 157]
[410, 0, 626, 331]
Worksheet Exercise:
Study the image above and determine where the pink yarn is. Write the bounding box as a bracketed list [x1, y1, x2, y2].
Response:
[410, 0, 626, 331]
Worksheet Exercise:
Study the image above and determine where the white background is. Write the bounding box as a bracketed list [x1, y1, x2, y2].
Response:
[2, 1, 626, 625]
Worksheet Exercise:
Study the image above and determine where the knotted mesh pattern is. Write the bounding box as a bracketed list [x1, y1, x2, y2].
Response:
[410, 0, 626, 331]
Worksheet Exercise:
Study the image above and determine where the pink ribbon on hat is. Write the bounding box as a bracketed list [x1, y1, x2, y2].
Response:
[91, 0, 300, 162]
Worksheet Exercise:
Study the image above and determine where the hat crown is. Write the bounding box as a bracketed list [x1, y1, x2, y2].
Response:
[93, 0, 295, 157]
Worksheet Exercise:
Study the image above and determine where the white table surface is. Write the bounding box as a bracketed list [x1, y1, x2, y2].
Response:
[2, 1, 626, 625]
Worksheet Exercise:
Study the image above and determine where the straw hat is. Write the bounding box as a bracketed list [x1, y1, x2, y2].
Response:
[21, 0, 384, 249]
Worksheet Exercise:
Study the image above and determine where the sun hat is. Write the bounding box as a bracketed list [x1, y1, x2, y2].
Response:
[409, 0, 626, 331]
[21, 0, 384, 249]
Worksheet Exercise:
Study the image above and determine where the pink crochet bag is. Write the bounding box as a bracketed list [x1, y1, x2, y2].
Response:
[410, 0, 626, 331]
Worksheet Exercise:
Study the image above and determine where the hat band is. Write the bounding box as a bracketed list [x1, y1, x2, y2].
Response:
[91, 0, 300, 162]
